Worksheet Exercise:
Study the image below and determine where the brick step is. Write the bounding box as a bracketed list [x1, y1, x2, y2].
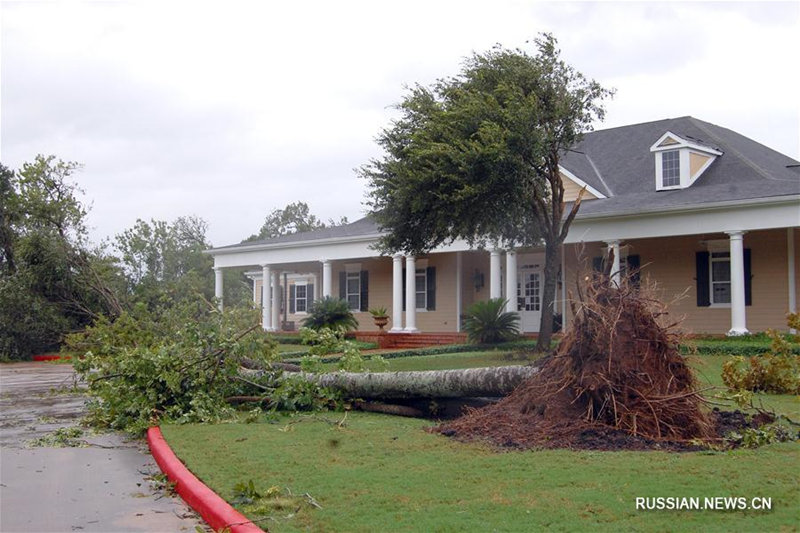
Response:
[355, 332, 469, 349]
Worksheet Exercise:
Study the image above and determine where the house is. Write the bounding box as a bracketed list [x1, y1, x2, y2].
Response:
[207, 117, 800, 337]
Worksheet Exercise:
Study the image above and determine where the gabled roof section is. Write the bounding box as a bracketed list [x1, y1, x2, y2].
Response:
[649, 131, 723, 156]
[566, 116, 799, 199]
[559, 166, 607, 199]
[210, 116, 799, 253]
[209, 216, 380, 253]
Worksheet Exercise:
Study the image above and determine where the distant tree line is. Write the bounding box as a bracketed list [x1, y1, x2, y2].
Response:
[0, 155, 334, 360]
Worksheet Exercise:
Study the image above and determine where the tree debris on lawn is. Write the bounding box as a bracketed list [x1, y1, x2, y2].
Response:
[434, 260, 720, 450]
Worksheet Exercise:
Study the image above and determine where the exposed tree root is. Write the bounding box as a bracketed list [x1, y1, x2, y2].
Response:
[436, 263, 717, 450]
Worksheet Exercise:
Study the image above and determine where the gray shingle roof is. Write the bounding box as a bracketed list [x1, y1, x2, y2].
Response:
[211, 116, 799, 251]
[211, 214, 381, 251]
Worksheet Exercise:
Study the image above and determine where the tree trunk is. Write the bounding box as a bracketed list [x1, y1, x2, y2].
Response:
[244, 365, 539, 400]
[536, 243, 559, 351]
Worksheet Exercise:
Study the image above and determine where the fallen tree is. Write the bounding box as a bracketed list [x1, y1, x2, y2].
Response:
[241, 365, 539, 400]
[302, 365, 538, 399]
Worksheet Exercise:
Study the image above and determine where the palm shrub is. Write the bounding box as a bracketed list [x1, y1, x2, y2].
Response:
[462, 298, 520, 344]
[302, 296, 359, 332]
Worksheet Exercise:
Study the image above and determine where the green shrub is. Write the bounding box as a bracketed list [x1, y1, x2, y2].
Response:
[69, 302, 278, 433]
[299, 326, 386, 372]
[301, 296, 359, 332]
[462, 298, 520, 344]
[721, 320, 800, 395]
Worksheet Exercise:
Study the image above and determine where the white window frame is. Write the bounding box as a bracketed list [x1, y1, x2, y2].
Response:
[705, 240, 731, 308]
[661, 149, 681, 188]
[294, 282, 308, 314]
[710, 251, 732, 307]
[415, 268, 427, 311]
[345, 271, 361, 311]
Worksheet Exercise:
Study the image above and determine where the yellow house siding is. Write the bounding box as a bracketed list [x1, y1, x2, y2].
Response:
[329, 258, 393, 331]
[689, 152, 711, 177]
[561, 229, 796, 334]
[622, 230, 795, 334]
[561, 173, 598, 202]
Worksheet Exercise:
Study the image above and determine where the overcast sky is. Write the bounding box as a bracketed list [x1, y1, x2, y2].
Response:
[2, 1, 798, 247]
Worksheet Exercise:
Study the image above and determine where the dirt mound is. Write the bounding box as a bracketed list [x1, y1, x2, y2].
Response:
[435, 270, 719, 451]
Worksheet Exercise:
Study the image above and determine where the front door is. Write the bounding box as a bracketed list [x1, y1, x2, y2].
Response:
[518, 265, 542, 332]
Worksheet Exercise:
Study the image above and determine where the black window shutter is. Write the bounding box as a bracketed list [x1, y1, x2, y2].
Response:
[696, 251, 710, 307]
[592, 257, 603, 272]
[289, 285, 296, 314]
[402, 268, 406, 311]
[307, 283, 314, 306]
[339, 271, 346, 300]
[744, 248, 752, 306]
[426, 267, 436, 310]
[626, 255, 641, 287]
[360, 270, 369, 311]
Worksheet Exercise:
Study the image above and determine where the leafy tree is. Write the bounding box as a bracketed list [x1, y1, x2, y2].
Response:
[361, 34, 612, 350]
[0, 156, 124, 359]
[0, 164, 17, 273]
[114, 216, 250, 309]
[245, 201, 348, 242]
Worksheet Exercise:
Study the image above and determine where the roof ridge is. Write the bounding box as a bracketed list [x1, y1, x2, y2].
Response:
[688, 118, 793, 182]
[582, 152, 614, 197]
[587, 116, 692, 136]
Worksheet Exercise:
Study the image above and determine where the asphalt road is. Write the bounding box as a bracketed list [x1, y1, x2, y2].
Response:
[0, 362, 206, 532]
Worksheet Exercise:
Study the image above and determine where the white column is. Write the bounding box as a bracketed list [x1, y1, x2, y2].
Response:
[261, 265, 273, 331]
[727, 231, 749, 336]
[505, 251, 517, 312]
[455, 252, 463, 333]
[214, 267, 224, 311]
[251, 278, 258, 305]
[390, 254, 404, 332]
[788, 228, 797, 334]
[405, 256, 419, 332]
[489, 249, 502, 299]
[322, 260, 332, 298]
[606, 240, 621, 285]
[271, 271, 280, 332]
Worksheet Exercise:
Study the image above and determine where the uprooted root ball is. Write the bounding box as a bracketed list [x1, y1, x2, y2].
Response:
[436, 274, 715, 450]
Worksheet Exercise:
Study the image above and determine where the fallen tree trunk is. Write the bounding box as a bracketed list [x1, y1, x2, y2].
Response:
[242, 365, 539, 400]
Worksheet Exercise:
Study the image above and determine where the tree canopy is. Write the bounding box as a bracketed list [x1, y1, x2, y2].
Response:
[361, 34, 613, 349]
[1, 156, 250, 359]
[245, 201, 348, 242]
[0, 156, 124, 358]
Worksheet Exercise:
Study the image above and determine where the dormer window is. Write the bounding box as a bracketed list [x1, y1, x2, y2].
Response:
[650, 132, 722, 191]
[661, 150, 681, 187]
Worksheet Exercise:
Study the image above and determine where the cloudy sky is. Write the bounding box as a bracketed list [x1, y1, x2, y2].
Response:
[2, 1, 798, 247]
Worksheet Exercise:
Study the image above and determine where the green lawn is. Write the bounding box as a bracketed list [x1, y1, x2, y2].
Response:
[163, 352, 800, 532]
[320, 349, 538, 372]
[277, 344, 309, 354]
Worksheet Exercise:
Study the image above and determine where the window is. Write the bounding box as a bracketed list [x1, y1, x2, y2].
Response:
[710, 251, 731, 305]
[415, 269, 427, 310]
[295, 284, 307, 313]
[517, 271, 541, 311]
[661, 150, 680, 187]
[346, 271, 361, 311]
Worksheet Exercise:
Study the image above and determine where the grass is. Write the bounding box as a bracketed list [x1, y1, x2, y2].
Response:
[162, 352, 800, 532]
[320, 349, 537, 372]
[277, 344, 310, 354]
[164, 412, 799, 532]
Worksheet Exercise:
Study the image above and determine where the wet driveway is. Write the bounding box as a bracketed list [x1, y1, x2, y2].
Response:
[0, 362, 206, 532]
